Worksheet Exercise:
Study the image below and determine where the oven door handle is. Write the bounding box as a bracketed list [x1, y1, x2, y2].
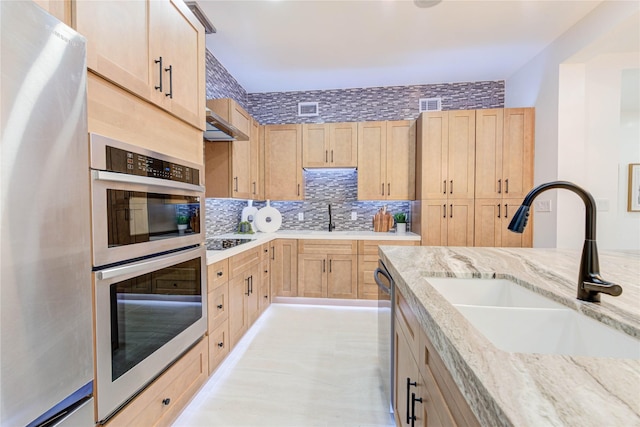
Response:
[92, 170, 205, 193]
[96, 247, 203, 281]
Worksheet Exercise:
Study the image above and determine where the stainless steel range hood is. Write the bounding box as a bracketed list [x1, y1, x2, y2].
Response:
[204, 108, 249, 141]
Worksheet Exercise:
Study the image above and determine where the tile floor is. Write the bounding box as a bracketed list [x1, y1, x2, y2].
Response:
[173, 303, 395, 427]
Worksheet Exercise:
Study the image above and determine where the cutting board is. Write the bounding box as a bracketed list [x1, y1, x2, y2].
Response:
[373, 208, 394, 232]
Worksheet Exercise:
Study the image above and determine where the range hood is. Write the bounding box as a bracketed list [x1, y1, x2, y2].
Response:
[204, 108, 249, 141]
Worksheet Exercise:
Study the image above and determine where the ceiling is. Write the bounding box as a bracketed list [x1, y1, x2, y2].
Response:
[200, 0, 603, 94]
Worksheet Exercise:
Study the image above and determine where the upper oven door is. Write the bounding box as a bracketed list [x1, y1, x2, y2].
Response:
[90, 134, 205, 268]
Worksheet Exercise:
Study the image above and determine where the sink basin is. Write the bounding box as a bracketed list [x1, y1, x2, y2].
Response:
[426, 278, 565, 309]
[425, 277, 640, 359]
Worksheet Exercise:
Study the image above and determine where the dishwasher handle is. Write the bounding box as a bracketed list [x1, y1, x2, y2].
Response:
[374, 267, 392, 295]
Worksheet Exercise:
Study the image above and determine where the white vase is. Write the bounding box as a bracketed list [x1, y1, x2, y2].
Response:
[177, 224, 188, 234]
[397, 223, 407, 234]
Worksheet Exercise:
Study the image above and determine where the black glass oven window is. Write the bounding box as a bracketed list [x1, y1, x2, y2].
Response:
[106, 190, 200, 247]
[110, 257, 202, 381]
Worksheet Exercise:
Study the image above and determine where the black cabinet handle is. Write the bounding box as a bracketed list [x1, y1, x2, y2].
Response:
[234, 177, 238, 192]
[406, 378, 417, 424]
[388, 183, 390, 196]
[450, 204, 453, 218]
[505, 178, 509, 193]
[443, 180, 446, 194]
[498, 178, 502, 194]
[329, 259, 332, 273]
[450, 180, 453, 194]
[217, 271, 223, 277]
[382, 183, 385, 196]
[297, 184, 300, 196]
[331, 150, 334, 163]
[162, 398, 171, 406]
[442, 204, 446, 219]
[165, 64, 173, 98]
[411, 392, 423, 427]
[217, 342, 224, 348]
[323, 259, 326, 273]
[217, 304, 223, 309]
[325, 150, 328, 163]
[250, 276, 253, 294]
[253, 182, 256, 195]
[271, 246, 275, 260]
[505, 204, 509, 218]
[497, 204, 501, 218]
[245, 277, 250, 296]
[154, 57, 163, 92]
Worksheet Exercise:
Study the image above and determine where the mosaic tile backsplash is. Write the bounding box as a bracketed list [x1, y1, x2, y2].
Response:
[205, 169, 411, 237]
[205, 50, 249, 111]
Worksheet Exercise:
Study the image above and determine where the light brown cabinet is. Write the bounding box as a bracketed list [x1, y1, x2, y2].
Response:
[414, 199, 474, 247]
[357, 240, 419, 299]
[33, 0, 70, 24]
[250, 119, 264, 200]
[105, 339, 207, 427]
[416, 111, 476, 200]
[357, 121, 415, 200]
[206, 98, 251, 140]
[475, 108, 534, 200]
[259, 244, 271, 314]
[228, 248, 261, 348]
[394, 288, 480, 427]
[269, 239, 298, 297]
[302, 122, 358, 168]
[297, 240, 358, 299]
[207, 259, 229, 375]
[76, 0, 205, 130]
[264, 125, 304, 200]
[474, 198, 532, 247]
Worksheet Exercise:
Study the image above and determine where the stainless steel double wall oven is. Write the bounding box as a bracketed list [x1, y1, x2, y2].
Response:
[90, 134, 207, 422]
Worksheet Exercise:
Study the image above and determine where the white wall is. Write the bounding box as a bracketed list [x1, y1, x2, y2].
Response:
[505, 1, 640, 249]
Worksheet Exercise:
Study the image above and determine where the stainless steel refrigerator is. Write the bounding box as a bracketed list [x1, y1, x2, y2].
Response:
[1, 2, 94, 425]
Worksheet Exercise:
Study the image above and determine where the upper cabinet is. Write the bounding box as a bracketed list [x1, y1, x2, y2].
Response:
[33, 0, 71, 25]
[264, 124, 304, 200]
[416, 111, 476, 200]
[475, 108, 535, 199]
[76, 0, 206, 130]
[357, 121, 415, 201]
[207, 98, 251, 140]
[302, 122, 357, 168]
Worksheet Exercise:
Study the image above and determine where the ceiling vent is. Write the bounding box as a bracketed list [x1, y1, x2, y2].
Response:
[298, 102, 319, 117]
[419, 98, 442, 112]
[185, 1, 216, 34]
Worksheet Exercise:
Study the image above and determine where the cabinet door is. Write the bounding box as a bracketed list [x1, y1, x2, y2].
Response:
[298, 254, 327, 298]
[149, 0, 205, 129]
[330, 122, 358, 167]
[75, 1, 151, 100]
[503, 108, 535, 199]
[474, 199, 502, 247]
[228, 274, 249, 348]
[421, 200, 448, 246]
[357, 121, 386, 200]
[232, 138, 252, 199]
[475, 109, 504, 199]
[327, 254, 357, 299]
[502, 198, 533, 247]
[34, 0, 70, 24]
[447, 111, 476, 199]
[250, 119, 262, 199]
[208, 320, 229, 375]
[447, 200, 474, 247]
[302, 123, 329, 167]
[264, 125, 303, 200]
[247, 265, 261, 325]
[270, 239, 298, 297]
[386, 120, 415, 200]
[394, 320, 421, 427]
[417, 112, 448, 199]
[208, 282, 229, 332]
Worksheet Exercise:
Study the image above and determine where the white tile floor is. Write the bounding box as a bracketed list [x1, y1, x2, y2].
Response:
[173, 303, 395, 427]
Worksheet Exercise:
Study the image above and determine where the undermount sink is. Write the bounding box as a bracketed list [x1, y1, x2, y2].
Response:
[425, 277, 640, 359]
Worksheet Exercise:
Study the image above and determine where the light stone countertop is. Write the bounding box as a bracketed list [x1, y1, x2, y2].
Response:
[205, 230, 420, 264]
[379, 246, 640, 427]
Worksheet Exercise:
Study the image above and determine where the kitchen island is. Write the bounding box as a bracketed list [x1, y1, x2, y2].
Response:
[379, 246, 640, 426]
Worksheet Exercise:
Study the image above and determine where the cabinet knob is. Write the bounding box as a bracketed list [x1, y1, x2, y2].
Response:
[217, 271, 223, 277]
[217, 342, 224, 348]
[162, 398, 171, 406]
[217, 304, 223, 309]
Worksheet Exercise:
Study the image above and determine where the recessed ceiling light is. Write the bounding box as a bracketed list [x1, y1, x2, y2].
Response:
[414, 0, 442, 8]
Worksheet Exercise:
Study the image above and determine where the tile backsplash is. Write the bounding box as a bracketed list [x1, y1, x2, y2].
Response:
[205, 169, 410, 237]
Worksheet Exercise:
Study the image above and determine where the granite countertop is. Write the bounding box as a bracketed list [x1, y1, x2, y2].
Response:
[205, 230, 420, 264]
[379, 246, 640, 427]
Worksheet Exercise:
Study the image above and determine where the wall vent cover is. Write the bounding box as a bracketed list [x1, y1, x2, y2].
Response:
[419, 97, 442, 112]
[298, 102, 319, 117]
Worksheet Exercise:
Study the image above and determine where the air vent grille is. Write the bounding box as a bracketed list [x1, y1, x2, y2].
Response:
[419, 97, 442, 112]
[298, 102, 319, 117]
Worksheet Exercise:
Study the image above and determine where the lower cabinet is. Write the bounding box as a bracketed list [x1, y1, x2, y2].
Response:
[259, 243, 271, 314]
[270, 239, 298, 297]
[298, 240, 358, 299]
[357, 240, 419, 299]
[474, 198, 532, 247]
[394, 289, 480, 427]
[105, 339, 208, 427]
[207, 259, 229, 375]
[228, 262, 259, 348]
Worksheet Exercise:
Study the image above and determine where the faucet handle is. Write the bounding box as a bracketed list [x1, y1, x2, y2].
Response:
[580, 274, 623, 302]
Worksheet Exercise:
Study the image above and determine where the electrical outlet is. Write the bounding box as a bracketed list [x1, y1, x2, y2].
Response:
[298, 212, 304, 221]
[534, 200, 552, 212]
[351, 212, 357, 220]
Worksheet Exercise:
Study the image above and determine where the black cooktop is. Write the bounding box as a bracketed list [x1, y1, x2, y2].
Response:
[206, 238, 253, 251]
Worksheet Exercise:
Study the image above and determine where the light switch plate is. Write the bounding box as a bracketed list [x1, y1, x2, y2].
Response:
[351, 212, 357, 220]
[534, 200, 552, 212]
[298, 212, 304, 221]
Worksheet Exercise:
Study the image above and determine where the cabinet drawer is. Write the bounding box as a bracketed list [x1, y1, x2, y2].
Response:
[419, 328, 480, 427]
[298, 239, 357, 255]
[208, 259, 229, 291]
[229, 247, 261, 278]
[396, 289, 420, 360]
[357, 254, 379, 300]
[357, 239, 418, 255]
[106, 339, 207, 427]
[208, 319, 229, 375]
[208, 282, 228, 332]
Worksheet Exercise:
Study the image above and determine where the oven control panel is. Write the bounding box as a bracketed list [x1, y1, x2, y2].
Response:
[105, 146, 200, 185]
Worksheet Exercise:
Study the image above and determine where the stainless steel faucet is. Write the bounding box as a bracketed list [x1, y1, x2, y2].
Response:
[508, 181, 623, 302]
[328, 203, 335, 232]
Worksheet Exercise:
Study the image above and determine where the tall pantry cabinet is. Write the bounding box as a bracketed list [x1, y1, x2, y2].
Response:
[412, 108, 534, 248]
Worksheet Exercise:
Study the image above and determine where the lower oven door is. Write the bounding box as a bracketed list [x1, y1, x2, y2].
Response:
[93, 246, 207, 422]
[374, 260, 394, 415]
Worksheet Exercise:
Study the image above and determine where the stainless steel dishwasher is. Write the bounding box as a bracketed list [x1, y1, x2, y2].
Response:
[374, 260, 395, 415]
